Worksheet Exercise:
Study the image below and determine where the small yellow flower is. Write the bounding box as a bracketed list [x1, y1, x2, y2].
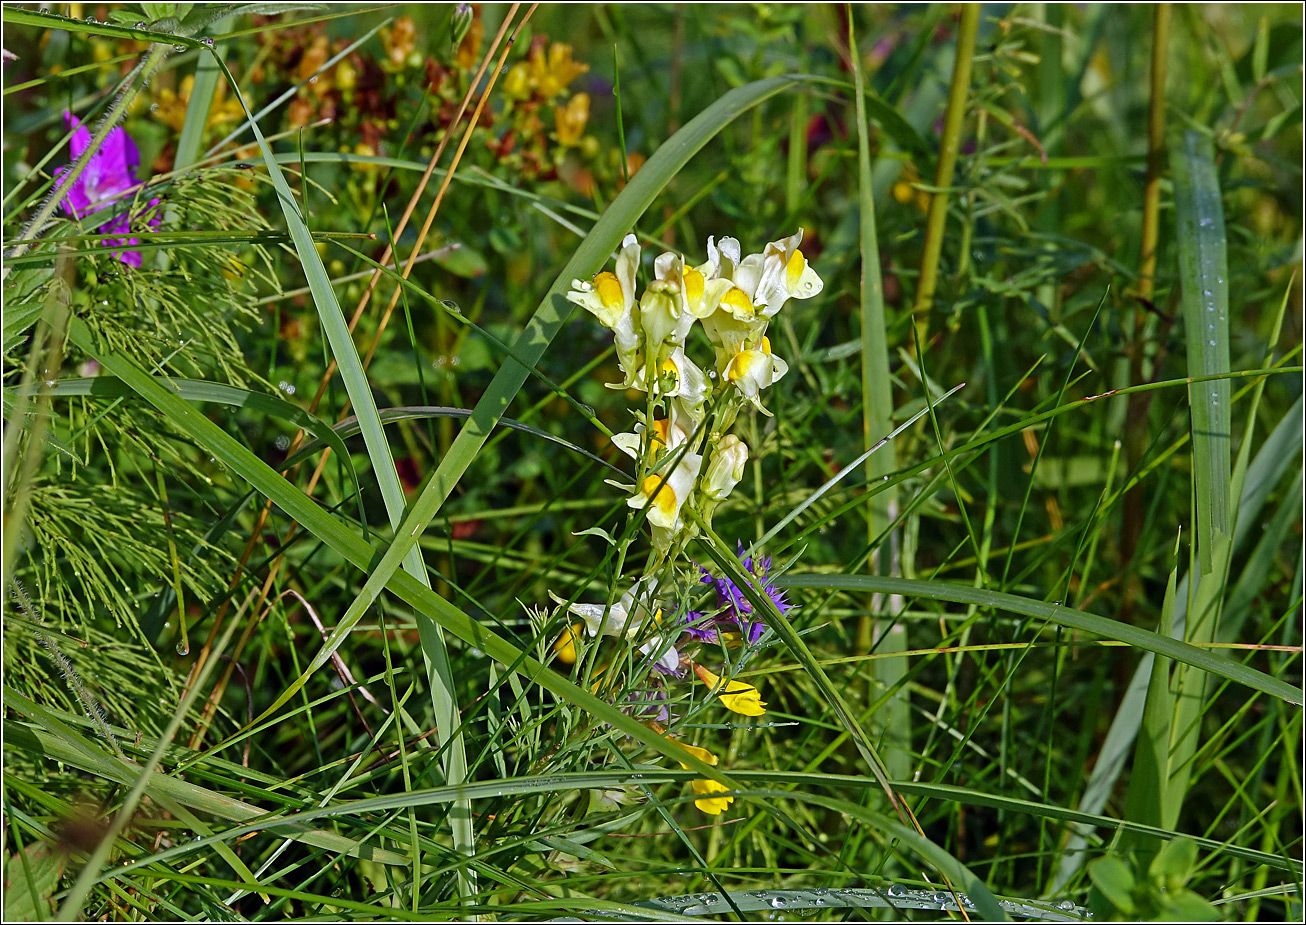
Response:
[503, 62, 531, 98]
[670, 741, 732, 815]
[892, 162, 931, 213]
[528, 41, 588, 100]
[693, 664, 767, 717]
[553, 622, 584, 665]
[153, 75, 245, 134]
[554, 92, 590, 146]
[352, 142, 378, 173]
[690, 778, 734, 815]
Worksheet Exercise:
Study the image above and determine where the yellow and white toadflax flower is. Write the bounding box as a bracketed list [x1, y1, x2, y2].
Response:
[629, 448, 703, 555]
[749, 228, 824, 316]
[630, 347, 711, 423]
[700, 434, 749, 502]
[699, 284, 766, 376]
[611, 403, 694, 464]
[654, 251, 734, 321]
[565, 233, 642, 387]
[707, 230, 822, 317]
[551, 580, 658, 641]
[724, 335, 789, 415]
[549, 581, 681, 673]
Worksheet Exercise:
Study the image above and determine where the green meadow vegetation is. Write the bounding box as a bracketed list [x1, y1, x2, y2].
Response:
[2, 3, 1302, 921]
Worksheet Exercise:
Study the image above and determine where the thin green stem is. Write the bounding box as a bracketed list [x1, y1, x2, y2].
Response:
[912, 2, 979, 340]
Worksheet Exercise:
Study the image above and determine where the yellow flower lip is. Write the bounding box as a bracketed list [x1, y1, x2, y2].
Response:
[785, 248, 807, 290]
[683, 267, 705, 306]
[639, 475, 678, 517]
[691, 778, 734, 814]
[672, 741, 719, 770]
[552, 622, 584, 665]
[693, 664, 768, 716]
[593, 271, 624, 310]
[720, 286, 754, 316]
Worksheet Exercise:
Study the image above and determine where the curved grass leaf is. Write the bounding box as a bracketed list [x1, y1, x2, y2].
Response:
[773, 574, 1301, 705]
[211, 43, 475, 884]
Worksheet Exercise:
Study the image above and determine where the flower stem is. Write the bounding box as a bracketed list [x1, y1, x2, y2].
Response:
[911, 3, 980, 344]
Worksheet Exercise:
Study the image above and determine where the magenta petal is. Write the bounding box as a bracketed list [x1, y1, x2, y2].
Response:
[60, 110, 153, 269]
[93, 126, 142, 200]
[65, 112, 91, 159]
[54, 164, 92, 218]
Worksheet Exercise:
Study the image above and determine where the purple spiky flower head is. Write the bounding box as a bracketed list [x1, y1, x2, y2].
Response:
[696, 543, 791, 644]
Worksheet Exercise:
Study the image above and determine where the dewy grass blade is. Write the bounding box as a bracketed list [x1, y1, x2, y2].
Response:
[1173, 129, 1233, 570]
[1165, 127, 1236, 831]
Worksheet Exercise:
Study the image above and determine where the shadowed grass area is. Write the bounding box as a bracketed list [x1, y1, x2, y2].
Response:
[3, 4, 1301, 921]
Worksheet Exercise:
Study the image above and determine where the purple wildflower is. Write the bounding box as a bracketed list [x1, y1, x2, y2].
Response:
[55, 113, 160, 267]
[679, 609, 722, 643]
[697, 544, 792, 645]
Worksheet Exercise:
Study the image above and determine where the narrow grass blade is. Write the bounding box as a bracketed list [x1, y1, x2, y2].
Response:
[849, 5, 909, 780]
[773, 574, 1301, 705]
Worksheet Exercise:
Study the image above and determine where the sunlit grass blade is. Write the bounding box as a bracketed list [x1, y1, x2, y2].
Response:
[774, 574, 1301, 704]
[209, 44, 476, 890]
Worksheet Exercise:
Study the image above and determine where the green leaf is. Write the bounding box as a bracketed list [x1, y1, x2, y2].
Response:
[4, 842, 64, 922]
[1087, 856, 1137, 914]
[1158, 890, 1221, 922]
[1149, 837, 1198, 891]
[434, 243, 489, 279]
[1172, 129, 1232, 568]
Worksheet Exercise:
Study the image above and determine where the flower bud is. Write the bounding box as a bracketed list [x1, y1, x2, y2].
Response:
[449, 3, 474, 57]
[702, 434, 748, 501]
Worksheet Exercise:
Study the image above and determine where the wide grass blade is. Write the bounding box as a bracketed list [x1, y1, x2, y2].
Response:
[211, 45, 476, 890]
[1163, 127, 1236, 829]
